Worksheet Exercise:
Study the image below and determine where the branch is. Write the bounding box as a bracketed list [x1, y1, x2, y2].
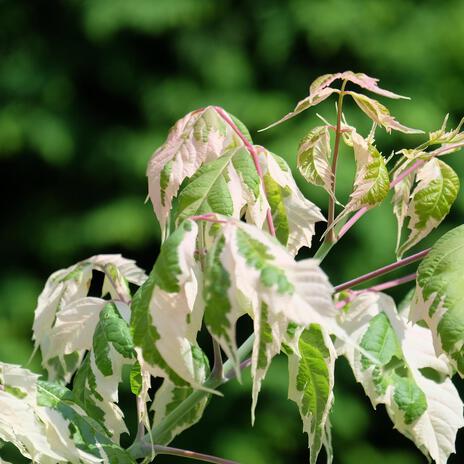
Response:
[214, 106, 276, 237]
[334, 248, 429, 293]
[326, 79, 347, 243]
[144, 445, 239, 464]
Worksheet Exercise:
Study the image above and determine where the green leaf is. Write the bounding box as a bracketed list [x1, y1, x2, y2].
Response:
[259, 149, 325, 254]
[338, 292, 464, 464]
[93, 302, 134, 376]
[287, 324, 335, 464]
[131, 220, 208, 387]
[176, 146, 260, 224]
[397, 158, 459, 258]
[412, 225, 464, 376]
[333, 131, 389, 229]
[297, 126, 334, 198]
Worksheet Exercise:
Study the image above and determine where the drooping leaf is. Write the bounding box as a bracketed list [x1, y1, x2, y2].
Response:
[347, 91, 422, 134]
[338, 292, 464, 464]
[287, 324, 336, 464]
[297, 126, 334, 199]
[131, 220, 209, 388]
[37, 380, 135, 463]
[411, 225, 464, 376]
[258, 148, 325, 255]
[73, 301, 134, 440]
[32, 255, 146, 382]
[203, 217, 336, 398]
[0, 363, 103, 464]
[146, 106, 250, 235]
[397, 158, 459, 258]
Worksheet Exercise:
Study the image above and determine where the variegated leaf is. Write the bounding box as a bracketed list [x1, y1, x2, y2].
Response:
[151, 349, 210, 445]
[37, 380, 135, 463]
[0, 362, 124, 464]
[203, 217, 336, 409]
[397, 158, 459, 258]
[297, 126, 334, 199]
[392, 165, 415, 251]
[32, 254, 146, 383]
[257, 147, 325, 255]
[410, 225, 464, 376]
[287, 324, 335, 464]
[261, 71, 408, 131]
[131, 220, 209, 388]
[175, 145, 260, 225]
[333, 132, 389, 229]
[73, 301, 135, 440]
[348, 91, 422, 134]
[338, 292, 463, 464]
[309, 71, 409, 100]
[146, 106, 249, 237]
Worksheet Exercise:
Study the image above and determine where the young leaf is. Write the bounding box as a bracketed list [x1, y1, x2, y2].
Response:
[261, 71, 408, 131]
[332, 132, 389, 229]
[258, 148, 325, 254]
[131, 220, 209, 388]
[397, 158, 459, 258]
[338, 292, 464, 464]
[175, 145, 260, 224]
[260, 87, 339, 131]
[411, 225, 464, 376]
[309, 71, 409, 100]
[146, 106, 249, 236]
[287, 324, 336, 464]
[297, 126, 334, 199]
[347, 91, 422, 134]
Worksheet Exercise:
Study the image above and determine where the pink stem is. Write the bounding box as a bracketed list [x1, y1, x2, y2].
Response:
[214, 106, 276, 237]
[368, 272, 416, 292]
[338, 159, 426, 239]
[335, 272, 417, 309]
[390, 159, 425, 188]
[338, 208, 367, 239]
[334, 247, 430, 293]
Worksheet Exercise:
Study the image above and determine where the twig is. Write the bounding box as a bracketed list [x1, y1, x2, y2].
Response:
[334, 248, 429, 293]
[149, 445, 239, 464]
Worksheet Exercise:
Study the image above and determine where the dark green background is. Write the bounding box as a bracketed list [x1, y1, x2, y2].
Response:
[1, 0, 463, 462]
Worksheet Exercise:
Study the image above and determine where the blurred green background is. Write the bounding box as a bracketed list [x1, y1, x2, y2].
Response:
[1, 0, 463, 462]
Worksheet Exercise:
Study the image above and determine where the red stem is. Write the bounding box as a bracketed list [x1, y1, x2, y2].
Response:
[334, 248, 429, 293]
[214, 106, 276, 237]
